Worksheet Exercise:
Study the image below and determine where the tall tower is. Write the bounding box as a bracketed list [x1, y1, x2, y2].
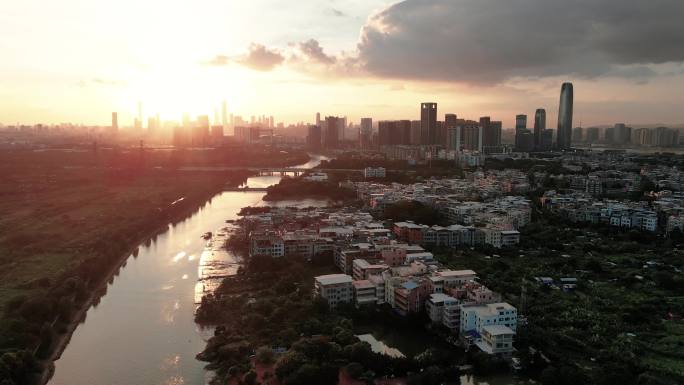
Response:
[137, 101, 143, 128]
[533, 109, 546, 148]
[111, 112, 118, 133]
[557, 82, 574, 150]
[420, 102, 437, 145]
[221, 100, 228, 128]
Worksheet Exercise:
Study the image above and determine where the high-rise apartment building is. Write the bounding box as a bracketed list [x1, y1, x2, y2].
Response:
[324, 116, 340, 149]
[480, 117, 502, 153]
[586, 127, 600, 143]
[359, 118, 372, 149]
[572, 127, 583, 143]
[307, 125, 322, 149]
[378, 120, 411, 146]
[410, 120, 421, 145]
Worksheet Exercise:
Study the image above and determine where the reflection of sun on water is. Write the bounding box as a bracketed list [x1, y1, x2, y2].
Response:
[172, 251, 186, 263]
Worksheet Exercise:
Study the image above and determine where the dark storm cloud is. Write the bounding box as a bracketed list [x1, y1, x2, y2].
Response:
[299, 39, 336, 64]
[238, 44, 285, 71]
[356, 0, 684, 83]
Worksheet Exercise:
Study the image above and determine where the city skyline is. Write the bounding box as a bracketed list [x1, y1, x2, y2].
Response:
[2, 0, 684, 127]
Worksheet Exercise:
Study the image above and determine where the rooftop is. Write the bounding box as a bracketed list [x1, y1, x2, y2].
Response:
[315, 274, 352, 286]
[482, 324, 515, 336]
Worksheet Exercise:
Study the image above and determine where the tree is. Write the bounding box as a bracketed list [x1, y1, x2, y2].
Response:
[241, 370, 257, 385]
[345, 362, 364, 379]
[256, 346, 275, 365]
[274, 351, 306, 380]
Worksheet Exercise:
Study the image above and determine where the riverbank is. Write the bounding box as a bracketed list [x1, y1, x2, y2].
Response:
[37, 184, 229, 385]
[262, 178, 357, 202]
[0, 150, 315, 385]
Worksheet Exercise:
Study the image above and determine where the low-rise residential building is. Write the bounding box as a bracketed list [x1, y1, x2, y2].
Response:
[460, 302, 518, 355]
[426, 293, 460, 331]
[250, 233, 285, 257]
[352, 279, 377, 306]
[479, 325, 516, 355]
[314, 274, 353, 309]
[352, 259, 390, 280]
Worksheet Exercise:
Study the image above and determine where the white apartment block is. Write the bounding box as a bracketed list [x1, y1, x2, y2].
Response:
[479, 325, 516, 355]
[460, 302, 517, 355]
[364, 167, 386, 178]
[460, 302, 517, 334]
[314, 274, 353, 309]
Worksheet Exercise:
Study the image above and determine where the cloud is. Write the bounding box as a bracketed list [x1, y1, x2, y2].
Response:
[355, 0, 684, 84]
[299, 39, 336, 64]
[238, 44, 285, 71]
[77, 78, 127, 87]
[205, 55, 230, 67]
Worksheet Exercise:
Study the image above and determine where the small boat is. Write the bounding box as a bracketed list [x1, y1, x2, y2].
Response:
[202, 232, 212, 240]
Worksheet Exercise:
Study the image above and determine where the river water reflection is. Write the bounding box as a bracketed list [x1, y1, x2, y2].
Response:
[50, 155, 328, 385]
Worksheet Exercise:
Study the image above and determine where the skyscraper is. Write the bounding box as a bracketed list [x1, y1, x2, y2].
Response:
[586, 127, 600, 143]
[137, 101, 143, 129]
[307, 125, 322, 150]
[572, 127, 583, 143]
[410, 120, 421, 145]
[194, 115, 210, 146]
[461, 124, 482, 151]
[378, 120, 412, 146]
[556, 82, 574, 150]
[420, 102, 437, 145]
[533, 109, 546, 148]
[359, 118, 372, 149]
[445, 114, 458, 129]
[111, 112, 118, 133]
[515, 114, 527, 129]
[483, 120, 502, 153]
[515, 114, 528, 150]
[324, 116, 340, 149]
[221, 100, 228, 128]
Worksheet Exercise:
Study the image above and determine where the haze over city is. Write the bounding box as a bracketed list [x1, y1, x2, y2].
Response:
[2, 0, 684, 127]
[2, 2, 684, 385]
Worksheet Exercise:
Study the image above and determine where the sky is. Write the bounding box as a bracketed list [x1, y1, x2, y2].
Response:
[1, 0, 684, 128]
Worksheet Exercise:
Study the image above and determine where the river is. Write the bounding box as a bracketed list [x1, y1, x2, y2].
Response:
[49, 153, 523, 385]
[49, 155, 329, 385]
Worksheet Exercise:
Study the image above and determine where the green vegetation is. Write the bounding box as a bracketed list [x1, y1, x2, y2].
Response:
[263, 178, 357, 202]
[317, 156, 464, 183]
[195, 255, 464, 385]
[0, 148, 307, 385]
[434, 218, 684, 385]
[378, 200, 449, 226]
